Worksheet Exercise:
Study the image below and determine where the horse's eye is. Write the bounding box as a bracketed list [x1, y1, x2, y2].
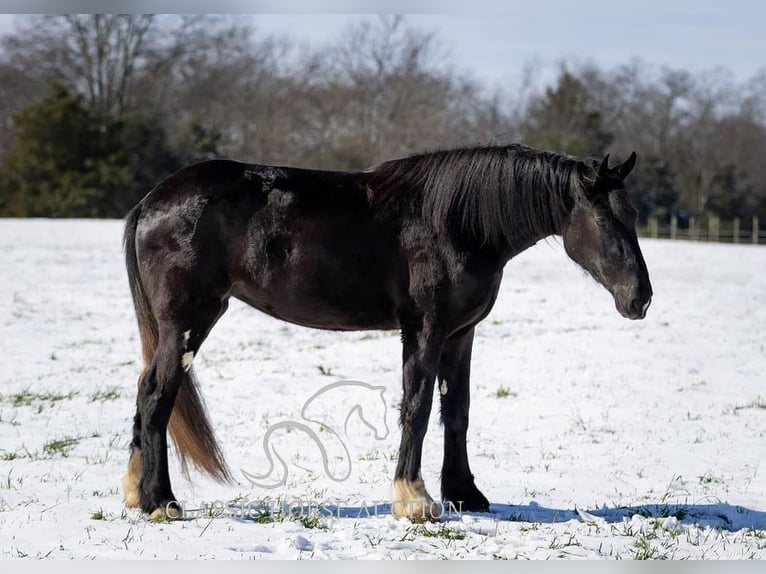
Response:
[595, 217, 607, 229]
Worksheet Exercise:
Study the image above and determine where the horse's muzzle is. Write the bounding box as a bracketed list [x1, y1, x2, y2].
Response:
[616, 293, 652, 320]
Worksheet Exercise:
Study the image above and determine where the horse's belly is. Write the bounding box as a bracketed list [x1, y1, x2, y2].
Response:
[233, 282, 400, 331]
[232, 243, 402, 331]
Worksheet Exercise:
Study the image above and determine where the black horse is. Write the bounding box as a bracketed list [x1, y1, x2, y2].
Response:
[122, 143, 652, 522]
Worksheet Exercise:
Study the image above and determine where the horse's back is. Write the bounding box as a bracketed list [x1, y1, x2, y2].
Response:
[131, 159, 405, 331]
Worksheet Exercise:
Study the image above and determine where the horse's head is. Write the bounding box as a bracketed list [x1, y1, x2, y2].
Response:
[563, 152, 653, 320]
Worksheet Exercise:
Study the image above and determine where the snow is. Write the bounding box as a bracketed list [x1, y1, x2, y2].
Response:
[0, 218, 764, 559]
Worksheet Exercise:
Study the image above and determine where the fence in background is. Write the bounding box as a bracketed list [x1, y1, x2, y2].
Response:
[639, 215, 765, 245]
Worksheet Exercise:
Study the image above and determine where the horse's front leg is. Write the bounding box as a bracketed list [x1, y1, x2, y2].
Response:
[391, 321, 445, 522]
[438, 326, 490, 512]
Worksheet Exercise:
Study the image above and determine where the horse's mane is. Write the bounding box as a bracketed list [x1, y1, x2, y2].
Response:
[366, 144, 592, 246]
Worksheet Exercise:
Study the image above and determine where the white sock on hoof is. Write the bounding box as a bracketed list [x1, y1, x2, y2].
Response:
[391, 478, 440, 522]
[148, 504, 182, 522]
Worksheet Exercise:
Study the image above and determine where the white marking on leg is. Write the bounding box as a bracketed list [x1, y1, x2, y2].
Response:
[182, 330, 191, 344]
[391, 478, 439, 522]
[123, 448, 141, 509]
[181, 351, 194, 371]
[440, 379, 448, 396]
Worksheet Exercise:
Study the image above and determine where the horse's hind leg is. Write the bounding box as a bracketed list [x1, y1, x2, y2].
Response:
[123, 405, 143, 509]
[136, 300, 227, 521]
[438, 327, 489, 512]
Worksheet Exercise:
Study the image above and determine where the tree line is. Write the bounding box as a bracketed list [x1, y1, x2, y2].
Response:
[0, 14, 764, 224]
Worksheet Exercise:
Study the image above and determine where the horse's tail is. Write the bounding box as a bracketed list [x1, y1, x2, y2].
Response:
[123, 202, 231, 483]
[123, 204, 158, 369]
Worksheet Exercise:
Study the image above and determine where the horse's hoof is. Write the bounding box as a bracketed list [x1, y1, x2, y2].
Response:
[148, 507, 168, 522]
[147, 503, 182, 522]
[448, 498, 490, 513]
[391, 478, 441, 523]
[442, 491, 490, 513]
[442, 477, 490, 513]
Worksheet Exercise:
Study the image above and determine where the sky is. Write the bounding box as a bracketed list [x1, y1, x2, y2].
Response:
[0, 2, 764, 92]
[247, 9, 766, 89]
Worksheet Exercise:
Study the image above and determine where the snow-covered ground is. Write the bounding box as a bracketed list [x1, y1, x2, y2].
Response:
[0, 218, 764, 560]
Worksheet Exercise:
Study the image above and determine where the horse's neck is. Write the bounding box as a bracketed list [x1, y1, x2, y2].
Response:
[497, 209, 564, 261]
[501, 232, 554, 261]
[499, 175, 572, 260]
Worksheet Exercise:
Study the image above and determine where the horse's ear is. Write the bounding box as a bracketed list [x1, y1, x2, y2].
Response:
[615, 151, 637, 180]
[597, 154, 610, 179]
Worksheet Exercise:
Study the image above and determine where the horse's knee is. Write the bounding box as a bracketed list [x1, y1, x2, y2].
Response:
[138, 360, 181, 429]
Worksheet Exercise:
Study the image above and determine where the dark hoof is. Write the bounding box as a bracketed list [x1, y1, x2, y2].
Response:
[442, 482, 490, 513]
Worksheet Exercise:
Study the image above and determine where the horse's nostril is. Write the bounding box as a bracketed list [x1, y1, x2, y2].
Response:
[631, 296, 651, 317]
[643, 296, 652, 316]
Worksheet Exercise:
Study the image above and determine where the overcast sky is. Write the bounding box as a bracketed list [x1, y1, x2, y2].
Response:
[1, 3, 764, 91]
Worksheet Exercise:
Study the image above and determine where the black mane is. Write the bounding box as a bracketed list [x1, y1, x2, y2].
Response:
[366, 144, 591, 247]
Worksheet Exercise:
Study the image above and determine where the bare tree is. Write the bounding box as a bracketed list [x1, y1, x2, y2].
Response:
[2, 14, 762, 220]
[2, 15, 155, 116]
[302, 15, 513, 169]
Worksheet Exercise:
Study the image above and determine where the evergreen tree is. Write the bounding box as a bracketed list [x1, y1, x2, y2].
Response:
[523, 71, 614, 158]
[0, 84, 179, 218]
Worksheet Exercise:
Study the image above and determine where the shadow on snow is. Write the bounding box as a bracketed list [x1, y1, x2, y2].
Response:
[233, 500, 765, 531]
